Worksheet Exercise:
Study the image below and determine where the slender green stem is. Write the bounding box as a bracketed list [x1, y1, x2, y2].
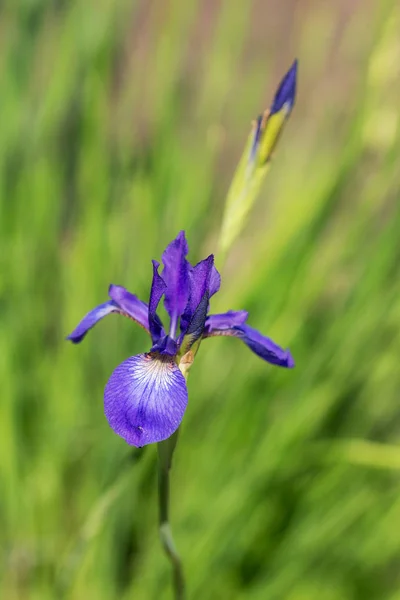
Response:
[157, 429, 186, 600]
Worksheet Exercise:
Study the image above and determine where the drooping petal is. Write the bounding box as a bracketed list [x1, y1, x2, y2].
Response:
[203, 310, 248, 335]
[161, 231, 190, 323]
[235, 324, 294, 368]
[108, 285, 149, 331]
[104, 353, 188, 447]
[203, 313, 294, 368]
[67, 284, 151, 344]
[148, 260, 166, 343]
[66, 301, 118, 343]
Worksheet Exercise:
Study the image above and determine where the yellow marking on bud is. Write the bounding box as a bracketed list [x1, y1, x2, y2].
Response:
[218, 103, 292, 259]
[258, 107, 288, 165]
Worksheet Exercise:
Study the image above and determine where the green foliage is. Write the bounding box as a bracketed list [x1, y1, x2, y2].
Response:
[1, 1, 400, 598]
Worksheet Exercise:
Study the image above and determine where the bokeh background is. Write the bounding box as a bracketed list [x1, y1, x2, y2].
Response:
[1, 0, 400, 598]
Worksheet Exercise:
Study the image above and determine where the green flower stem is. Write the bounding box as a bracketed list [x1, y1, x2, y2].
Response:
[157, 428, 186, 600]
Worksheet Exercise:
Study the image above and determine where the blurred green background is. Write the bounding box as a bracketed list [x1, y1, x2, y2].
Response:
[1, 0, 400, 598]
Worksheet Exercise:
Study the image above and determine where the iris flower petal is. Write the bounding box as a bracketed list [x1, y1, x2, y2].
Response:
[209, 265, 221, 297]
[179, 291, 210, 355]
[180, 255, 214, 333]
[66, 302, 118, 343]
[149, 260, 166, 343]
[67, 285, 151, 344]
[203, 313, 294, 368]
[235, 324, 294, 368]
[108, 285, 149, 330]
[150, 335, 178, 356]
[203, 310, 249, 334]
[161, 231, 190, 324]
[104, 353, 188, 447]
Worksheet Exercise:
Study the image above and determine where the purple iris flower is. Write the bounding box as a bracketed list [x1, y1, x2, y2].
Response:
[67, 232, 294, 447]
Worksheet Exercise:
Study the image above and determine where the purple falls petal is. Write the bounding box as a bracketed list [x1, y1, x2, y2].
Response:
[104, 353, 188, 447]
[161, 231, 190, 323]
[270, 59, 298, 115]
[149, 260, 166, 343]
[108, 284, 149, 331]
[66, 301, 118, 343]
[234, 324, 294, 368]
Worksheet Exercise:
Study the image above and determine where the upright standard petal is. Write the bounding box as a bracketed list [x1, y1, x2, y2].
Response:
[180, 255, 214, 334]
[161, 231, 190, 324]
[209, 264, 221, 298]
[148, 260, 166, 343]
[66, 301, 118, 343]
[178, 291, 210, 357]
[104, 353, 188, 447]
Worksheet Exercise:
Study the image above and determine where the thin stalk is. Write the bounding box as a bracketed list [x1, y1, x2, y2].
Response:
[157, 429, 186, 600]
